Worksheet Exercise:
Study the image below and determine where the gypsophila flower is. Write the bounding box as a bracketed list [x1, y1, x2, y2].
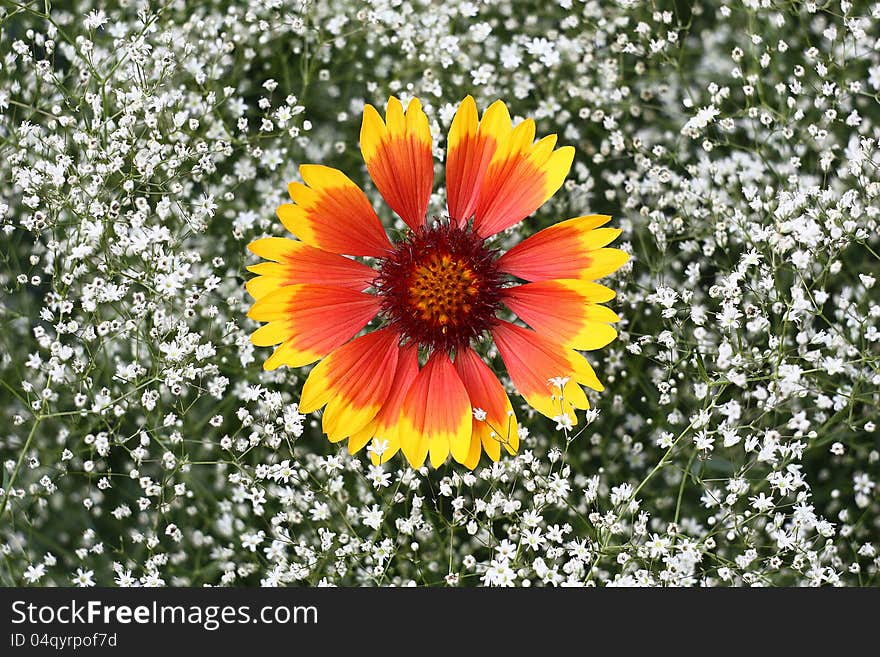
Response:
[71, 569, 95, 588]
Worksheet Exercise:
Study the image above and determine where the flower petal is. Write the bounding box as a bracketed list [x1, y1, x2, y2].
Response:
[491, 320, 603, 423]
[445, 96, 508, 224]
[454, 347, 519, 462]
[248, 285, 380, 370]
[463, 433, 482, 470]
[399, 352, 472, 469]
[471, 112, 575, 237]
[277, 164, 392, 257]
[348, 343, 419, 462]
[504, 279, 620, 351]
[498, 215, 629, 281]
[246, 237, 376, 300]
[361, 97, 433, 230]
[299, 328, 400, 441]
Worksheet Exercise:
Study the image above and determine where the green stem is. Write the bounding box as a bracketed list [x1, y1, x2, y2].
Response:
[0, 417, 42, 518]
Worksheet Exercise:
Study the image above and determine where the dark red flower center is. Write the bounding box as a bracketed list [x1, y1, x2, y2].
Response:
[374, 221, 505, 353]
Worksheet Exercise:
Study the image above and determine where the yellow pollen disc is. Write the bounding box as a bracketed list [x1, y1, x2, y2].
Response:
[407, 254, 478, 327]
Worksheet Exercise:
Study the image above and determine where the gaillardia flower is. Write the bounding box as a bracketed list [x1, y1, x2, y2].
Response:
[246, 96, 628, 469]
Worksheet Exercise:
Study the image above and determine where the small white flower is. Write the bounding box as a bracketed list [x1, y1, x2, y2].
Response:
[553, 413, 573, 431]
[71, 569, 95, 587]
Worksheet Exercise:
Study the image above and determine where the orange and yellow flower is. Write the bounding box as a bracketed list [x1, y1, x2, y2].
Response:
[246, 95, 629, 469]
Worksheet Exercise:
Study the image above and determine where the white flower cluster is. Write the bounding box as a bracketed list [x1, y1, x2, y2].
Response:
[1, 0, 878, 587]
